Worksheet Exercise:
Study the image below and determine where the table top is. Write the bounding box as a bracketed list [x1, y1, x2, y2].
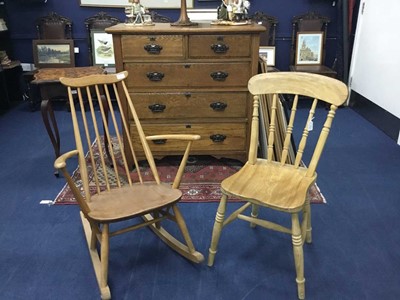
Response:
[289, 65, 337, 75]
[31, 66, 104, 84]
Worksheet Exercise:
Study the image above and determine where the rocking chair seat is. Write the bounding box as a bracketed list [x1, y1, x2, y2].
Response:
[88, 183, 182, 222]
[221, 160, 317, 212]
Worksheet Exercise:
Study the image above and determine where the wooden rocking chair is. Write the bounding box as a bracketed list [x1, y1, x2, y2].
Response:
[208, 72, 348, 299]
[56, 71, 204, 299]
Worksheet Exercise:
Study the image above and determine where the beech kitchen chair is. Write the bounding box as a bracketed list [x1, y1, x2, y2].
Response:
[208, 72, 348, 299]
[56, 71, 204, 299]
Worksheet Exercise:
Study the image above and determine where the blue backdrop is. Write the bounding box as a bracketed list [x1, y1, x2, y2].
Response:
[4, 0, 338, 71]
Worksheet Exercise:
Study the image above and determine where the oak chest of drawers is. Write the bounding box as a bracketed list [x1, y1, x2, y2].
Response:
[106, 23, 265, 163]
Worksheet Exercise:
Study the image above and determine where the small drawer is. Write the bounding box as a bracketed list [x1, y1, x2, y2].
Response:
[124, 62, 251, 88]
[188, 35, 251, 59]
[130, 92, 248, 119]
[121, 35, 184, 60]
[130, 123, 246, 152]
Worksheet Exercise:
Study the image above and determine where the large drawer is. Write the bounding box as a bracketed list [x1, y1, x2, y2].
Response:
[130, 123, 246, 152]
[188, 34, 251, 59]
[130, 92, 248, 119]
[121, 35, 184, 60]
[124, 62, 251, 88]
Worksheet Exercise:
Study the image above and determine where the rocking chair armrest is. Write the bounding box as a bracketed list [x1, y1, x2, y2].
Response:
[54, 149, 79, 169]
[146, 134, 201, 141]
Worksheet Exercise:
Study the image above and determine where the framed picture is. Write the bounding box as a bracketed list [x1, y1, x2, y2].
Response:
[295, 31, 324, 65]
[91, 30, 115, 67]
[32, 39, 75, 68]
[259, 46, 276, 67]
[79, 0, 193, 8]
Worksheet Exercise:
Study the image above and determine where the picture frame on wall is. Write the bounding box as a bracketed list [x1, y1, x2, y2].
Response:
[259, 46, 276, 67]
[32, 39, 75, 68]
[295, 31, 323, 65]
[79, 0, 193, 8]
[90, 30, 115, 67]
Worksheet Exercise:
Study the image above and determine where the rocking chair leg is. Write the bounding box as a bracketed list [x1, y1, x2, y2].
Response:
[292, 213, 305, 300]
[143, 210, 204, 264]
[172, 205, 196, 252]
[100, 224, 110, 299]
[80, 213, 111, 300]
[208, 194, 228, 266]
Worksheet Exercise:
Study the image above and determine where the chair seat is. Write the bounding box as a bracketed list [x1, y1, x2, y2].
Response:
[87, 183, 182, 222]
[221, 159, 316, 212]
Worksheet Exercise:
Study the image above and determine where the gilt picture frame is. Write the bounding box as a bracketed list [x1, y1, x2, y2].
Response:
[32, 39, 75, 68]
[295, 31, 323, 65]
[79, 0, 193, 9]
[91, 30, 115, 67]
[259, 46, 276, 67]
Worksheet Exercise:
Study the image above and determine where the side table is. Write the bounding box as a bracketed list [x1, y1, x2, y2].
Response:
[31, 66, 104, 175]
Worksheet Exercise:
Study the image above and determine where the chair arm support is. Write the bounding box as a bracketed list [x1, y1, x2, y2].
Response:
[53, 149, 90, 214]
[54, 149, 79, 169]
[146, 134, 201, 141]
[146, 134, 201, 189]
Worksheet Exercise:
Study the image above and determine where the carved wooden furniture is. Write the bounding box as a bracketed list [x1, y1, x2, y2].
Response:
[106, 23, 265, 165]
[56, 71, 204, 299]
[84, 12, 121, 66]
[250, 11, 278, 46]
[31, 66, 104, 174]
[149, 11, 172, 23]
[208, 72, 348, 299]
[290, 11, 336, 78]
[35, 11, 72, 40]
[32, 12, 75, 111]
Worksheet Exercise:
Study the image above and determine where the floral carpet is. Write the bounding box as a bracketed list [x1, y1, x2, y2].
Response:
[54, 138, 325, 204]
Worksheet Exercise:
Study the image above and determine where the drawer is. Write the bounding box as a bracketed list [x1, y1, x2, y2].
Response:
[131, 92, 248, 119]
[189, 34, 251, 59]
[124, 62, 251, 88]
[130, 123, 246, 152]
[121, 35, 184, 60]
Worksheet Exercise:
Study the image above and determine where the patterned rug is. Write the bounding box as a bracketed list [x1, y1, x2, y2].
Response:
[54, 138, 325, 205]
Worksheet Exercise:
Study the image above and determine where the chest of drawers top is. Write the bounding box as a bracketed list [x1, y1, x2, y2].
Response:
[106, 22, 265, 35]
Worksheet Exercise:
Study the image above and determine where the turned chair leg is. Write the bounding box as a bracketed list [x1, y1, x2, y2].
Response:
[208, 194, 228, 266]
[250, 204, 259, 228]
[292, 213, 305, 300]
[304, 199, 312, 243]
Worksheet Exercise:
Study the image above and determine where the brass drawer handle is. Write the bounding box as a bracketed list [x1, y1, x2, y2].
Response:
[148, 104, 166, 113]
[211, 43, 229, 54]
[210, 102, 227, 111]
[152, 139, 167, 145]
[144, 44, 163, 54]
[146, 72, 164, 81]
[210, 134, 226, 143]
[210, 71, 228, 81]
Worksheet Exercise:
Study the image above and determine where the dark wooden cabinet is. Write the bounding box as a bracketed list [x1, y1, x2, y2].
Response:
[0, 1, 23, 109]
